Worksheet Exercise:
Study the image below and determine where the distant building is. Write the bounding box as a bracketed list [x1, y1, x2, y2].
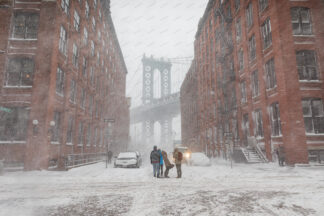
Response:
[0, 0, 129, 170]
[183, 0, 324, 164]
[180, 63, 200, 152]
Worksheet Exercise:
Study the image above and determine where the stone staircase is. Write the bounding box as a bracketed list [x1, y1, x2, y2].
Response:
[241, 147, 266, 163]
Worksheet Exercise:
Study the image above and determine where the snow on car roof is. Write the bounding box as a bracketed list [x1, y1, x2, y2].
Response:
[118, 152, 137, 158]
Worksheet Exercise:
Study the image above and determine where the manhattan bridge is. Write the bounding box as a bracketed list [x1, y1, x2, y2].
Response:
[130, 54, 191, 151]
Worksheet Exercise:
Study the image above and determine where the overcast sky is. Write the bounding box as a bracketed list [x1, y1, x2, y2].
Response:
[110, 0, 208, 107]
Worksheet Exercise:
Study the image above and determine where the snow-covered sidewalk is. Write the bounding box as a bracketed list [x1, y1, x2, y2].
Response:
[0, 161, 323, 216]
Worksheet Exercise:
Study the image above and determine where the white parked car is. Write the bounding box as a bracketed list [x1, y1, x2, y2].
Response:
[189, 152, 211, 166]
[114, 152, 141, 168]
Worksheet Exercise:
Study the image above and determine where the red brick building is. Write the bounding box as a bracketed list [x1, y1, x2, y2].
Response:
[0, 0, 129, 170]
[184, 0, 324, 164]
[180, 63, 200, 152]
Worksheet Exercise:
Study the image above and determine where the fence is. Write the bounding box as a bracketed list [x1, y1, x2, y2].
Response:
[63, 152, 106, 169]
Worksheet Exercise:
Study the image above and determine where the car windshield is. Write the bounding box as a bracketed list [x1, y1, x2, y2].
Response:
[118, 152, 137, 159]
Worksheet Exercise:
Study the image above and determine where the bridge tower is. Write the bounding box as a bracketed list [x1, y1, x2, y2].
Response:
[142, 55, 172, 148]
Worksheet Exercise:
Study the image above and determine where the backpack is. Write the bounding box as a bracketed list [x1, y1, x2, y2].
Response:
[178, 152, 183, 161]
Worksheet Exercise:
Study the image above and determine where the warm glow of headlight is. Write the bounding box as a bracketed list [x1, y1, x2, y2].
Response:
[184, 153, 191, 158]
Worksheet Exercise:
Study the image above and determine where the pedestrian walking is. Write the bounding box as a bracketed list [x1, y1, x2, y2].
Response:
[107, 151, 113, 164]
[161, 150, 174, 178]
[150, 146, 160, 177]
[158, 149, 164, 177]
[278, 146, 285, 166]
[173, 148, 183, 178]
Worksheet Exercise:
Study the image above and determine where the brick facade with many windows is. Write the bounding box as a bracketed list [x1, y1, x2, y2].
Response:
[183, 0, 324, 164]
[0, 0, 129, 170]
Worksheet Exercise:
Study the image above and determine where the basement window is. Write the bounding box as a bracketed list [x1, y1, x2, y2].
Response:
[302, 98, 324, 134]
[6, 57, 34, 87]
[12, 13, 39, 39]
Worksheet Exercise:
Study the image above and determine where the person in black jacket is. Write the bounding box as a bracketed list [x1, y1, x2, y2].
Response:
[150, 146, 160, 177]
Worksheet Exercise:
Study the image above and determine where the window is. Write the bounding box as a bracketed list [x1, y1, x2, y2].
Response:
[98, 30, 101, 40]
[56, 67, 65, 95]
[259, 0, 268, 12]
[83, 27, 88, 45]
[93, 0, 97, 8]
[92, 17, 96, 31]
[251, 70, 259, 97]
[248, 34, 256, 61]
[52, 111, 61, 142]
[0, 107, 29, 141]
[59, 26, 67, 55]
[70, 79, 76, 103]
[261, 18, 272, 49]
[265, 58, 276, 89]
[95, 101, 99, 118]
[296, 50, 318, 81]
[78, 121, 84, 145]
[91, 40, 95, 56]
[253, 109, 264, 138]
[97, 52, 100, 65]
[85, 1, 89, 18]
[291, 7, 312, 35]
[66, 116, 74, 144]
[242, 113, 250, 145]
[246, 2, 253, 29]
[6, 57, 34, 87]
[61, 0, 70, 14]
[72, 44, 79, 67]
[82, 57, 87, 77]
[86, 124, 91, 146]
[90, 67, 94, 85]
[89, 94, 93, 115]
[240, 81, 247, 104]
[73, 10, 80, 31]
[94, 127, 97, 146]
[269, 102, 281, 136]
[12, 13, 39, 39]
[302, 98, 324, 134]
[80, 88, 86, 108]
[238, 49, 244, 71]
[235, 18, 242, 42]
[234, 0, 240, 11]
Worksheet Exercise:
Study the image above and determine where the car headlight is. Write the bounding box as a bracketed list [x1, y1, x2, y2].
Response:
[184, 153, 191, 159]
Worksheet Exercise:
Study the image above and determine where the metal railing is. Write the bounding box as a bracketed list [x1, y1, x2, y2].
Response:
[63, 152, 106, 169]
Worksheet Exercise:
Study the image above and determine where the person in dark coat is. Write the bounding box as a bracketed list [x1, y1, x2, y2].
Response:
[107, 151, 113, 164]
[150, 146, 160, 177]
[158, 149, 164, 177]
[276, 147, 285, 166]
[161, 150, 174, 178]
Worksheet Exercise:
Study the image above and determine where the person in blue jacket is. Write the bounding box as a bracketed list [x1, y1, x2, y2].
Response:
[158, 149, 164, 177]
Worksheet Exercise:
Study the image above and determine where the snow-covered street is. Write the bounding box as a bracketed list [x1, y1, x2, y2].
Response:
[1, 161, 324, 216]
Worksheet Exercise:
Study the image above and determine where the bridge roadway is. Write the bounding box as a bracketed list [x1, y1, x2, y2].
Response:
[130, 92, 180, 124]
